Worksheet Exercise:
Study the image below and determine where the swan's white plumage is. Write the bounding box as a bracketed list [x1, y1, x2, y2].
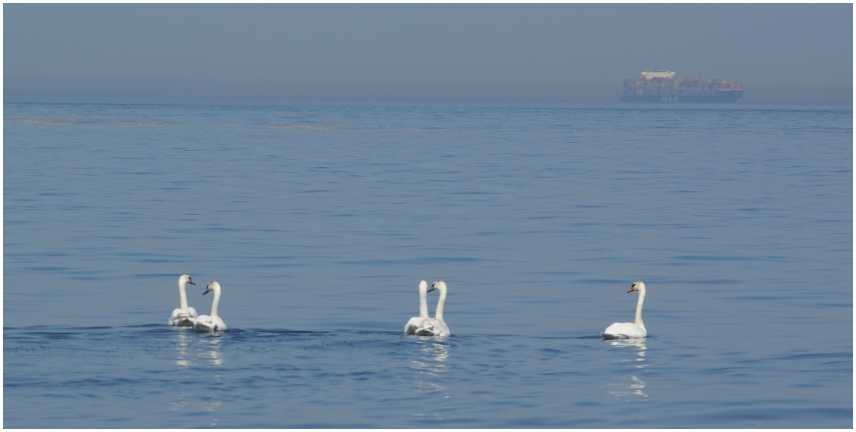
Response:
[194, 281, 227, 332]
[193, 315, 227, 333]
[416, 280, 451, 337]
[602, 281, 647, 339]
[602, 322, 646, 339]
[405, 280, 431, 335]
[169, 307, 198, 327]
[417, 318, 450, 337]
[169, 274, 198, 326]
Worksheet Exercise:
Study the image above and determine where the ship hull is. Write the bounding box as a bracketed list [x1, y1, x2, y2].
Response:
[621, 91, 743, 103]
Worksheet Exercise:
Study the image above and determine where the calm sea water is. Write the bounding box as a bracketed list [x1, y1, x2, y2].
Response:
[4, 100, 852, 428]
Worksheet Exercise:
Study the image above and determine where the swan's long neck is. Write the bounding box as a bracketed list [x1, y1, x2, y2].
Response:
[210, 288, 221, 317]
[435, 287, 447, 322]
[634, 291, 646, 330]
[419, 286, 429, 319]
[179, 281, 189, 310]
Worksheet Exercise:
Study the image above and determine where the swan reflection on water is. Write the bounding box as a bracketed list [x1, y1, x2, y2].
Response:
[409, 340, 451, 421]
[171, 328, 224, 367]
[173, 329, 194, 367]
[410, 340, 450, 375]
[169, 330, 224, 424]
[201, 333, 224, 366]
[605, 338, 648, 399]
[200, 335, 224, 426]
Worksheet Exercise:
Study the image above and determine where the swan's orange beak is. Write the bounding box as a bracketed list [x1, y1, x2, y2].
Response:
[188, 279, 196, 285]
[627, 286, 636, 293]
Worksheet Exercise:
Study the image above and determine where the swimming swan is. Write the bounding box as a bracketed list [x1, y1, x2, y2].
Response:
[193, 281, 228, 332]
[405, 280, 431, 335]
[602, 281, 647, 339]
[168, 274, 198, 326]
[417, 280, 451, 337]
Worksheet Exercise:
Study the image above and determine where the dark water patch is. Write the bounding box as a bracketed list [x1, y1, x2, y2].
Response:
[673, 255, 753, 262]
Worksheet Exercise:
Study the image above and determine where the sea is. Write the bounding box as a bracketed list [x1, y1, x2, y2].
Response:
[3, 99, 852, 428]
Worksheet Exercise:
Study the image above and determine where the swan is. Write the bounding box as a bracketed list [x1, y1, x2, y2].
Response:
[193, 281, 228, 332]
[416, 280, 451, 337]
[602, 281, 647, 339]
[405, 280, 431, 335]
[168, 274, 198, 326]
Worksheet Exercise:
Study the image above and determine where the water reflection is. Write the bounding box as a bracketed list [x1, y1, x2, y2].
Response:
[168, 329, 195, 416]
[605, 338, 648, 399]
[411, 339, 450, 375]
[173, 329, 194, 367]
[202, 334, 224, 366]
[201, 335, 224, 427]
[409, 338, 451, 420]
[169, 330, 225, 425]
[171, 329, 225, 367]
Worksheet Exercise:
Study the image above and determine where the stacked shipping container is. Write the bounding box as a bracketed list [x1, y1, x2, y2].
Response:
[621, 71, 743, 103]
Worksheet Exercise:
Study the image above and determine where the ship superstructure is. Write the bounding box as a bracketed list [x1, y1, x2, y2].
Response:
[621, 70, 743, 103]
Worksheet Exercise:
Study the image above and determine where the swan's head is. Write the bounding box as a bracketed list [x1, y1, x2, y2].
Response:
[418, 280, 428, 293]
[627, 281, 645, 294]
[430, 280, 447, 293]
[179, 274, 195, 286]
[203, 281, 221, 295]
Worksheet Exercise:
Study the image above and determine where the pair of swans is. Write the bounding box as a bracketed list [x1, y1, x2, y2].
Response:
[404, 280, 451, 337]
[169, 274, 227, 332]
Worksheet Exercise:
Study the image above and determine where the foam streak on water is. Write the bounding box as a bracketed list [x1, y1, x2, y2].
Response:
[4, 101, 852, 427]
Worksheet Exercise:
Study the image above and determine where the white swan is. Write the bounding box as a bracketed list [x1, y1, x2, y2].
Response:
[168, 274, 198, 326]
[602, 281, 647, 339]
[193, 281, 228, 332]
[405, 280, 431, 335]
[417, 280, 451, 337]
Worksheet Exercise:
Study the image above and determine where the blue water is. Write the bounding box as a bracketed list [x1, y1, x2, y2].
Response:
[4, 100, 852, 428]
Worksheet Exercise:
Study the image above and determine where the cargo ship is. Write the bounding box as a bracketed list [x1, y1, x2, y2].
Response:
[621, 70, 743, 103]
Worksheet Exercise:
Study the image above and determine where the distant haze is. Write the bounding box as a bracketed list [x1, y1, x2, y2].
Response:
[4, 4, 852, 104]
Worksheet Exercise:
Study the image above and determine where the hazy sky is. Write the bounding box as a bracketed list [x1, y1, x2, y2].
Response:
[4, 4, 852, 104]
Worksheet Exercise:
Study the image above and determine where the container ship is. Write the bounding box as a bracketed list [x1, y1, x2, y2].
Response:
[621, 70, 743, 103]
